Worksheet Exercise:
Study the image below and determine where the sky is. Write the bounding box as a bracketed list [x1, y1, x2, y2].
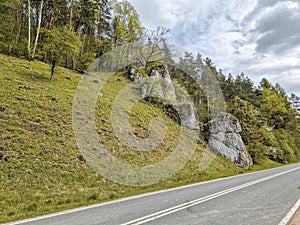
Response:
[128, 0, 300, 96]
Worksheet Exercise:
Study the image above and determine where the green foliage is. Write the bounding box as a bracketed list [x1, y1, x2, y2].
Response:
[247, 140, 269, 164]
[0, 0, 21, 54]
[227, 96, 261, 144]
[217, 72, 262, 107]
[40, 27, 81, 79]
[109, 0, 143, 44]
[0, 0, 112, 72]
[260, 80, 297, 130]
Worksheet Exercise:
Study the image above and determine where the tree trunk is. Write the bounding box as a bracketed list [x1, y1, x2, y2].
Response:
[97, 22, 102, 44]
[69, 0, 74, 30]
[80, 34, 86, 60]
[15, 7, 23, 45]
[72, 53, 76, 70]
[205, 74, 210, 114]
[66, 51, 69, 68]
[9, 22, 15, 54]
[32, 0, 44, 59]
[16, 21, 22, 45]
[27, 0, 31, 58]
[51, 59, 56, 80]
[49, 3, 55, 29]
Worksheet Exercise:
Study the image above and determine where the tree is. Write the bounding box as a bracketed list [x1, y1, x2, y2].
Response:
[290, 93, 300, 101]
[109, 0, 143, 45]
[260, 79, 295, 129]
[27, 0, 31, 57]
[0, 0, 113, 71]
[137, 26, 169, 72]
[0, 0, 21, 54]
[41, 28, 81, 80]
[227, 96, 261, 144]
[179, 52, 196, 76]
[69, 0, 74, 30]
[31, 0, 44, 59]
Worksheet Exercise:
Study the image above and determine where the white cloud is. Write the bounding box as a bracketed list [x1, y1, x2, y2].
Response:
[129, 0, 300, 96]
[129, 0, 180, 28]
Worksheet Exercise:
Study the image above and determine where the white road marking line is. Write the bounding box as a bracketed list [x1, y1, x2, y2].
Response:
[278, 198, 300, 225]
[2, 163, 299, 225]
[122, 167, 300, 225]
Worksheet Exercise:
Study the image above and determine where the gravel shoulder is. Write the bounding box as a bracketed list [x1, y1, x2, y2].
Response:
[289, 207, 300, 225]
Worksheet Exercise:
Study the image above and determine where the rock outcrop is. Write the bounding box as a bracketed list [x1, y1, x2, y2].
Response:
[130, 69, 199, 130]
[175, 103, 199, 130]
[129, 68, 143, 84]
[140, 70, 176, 101]
[208, 113, 253, 169]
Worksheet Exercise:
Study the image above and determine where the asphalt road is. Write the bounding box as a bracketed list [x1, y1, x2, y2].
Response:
[7, 163, 300, 225]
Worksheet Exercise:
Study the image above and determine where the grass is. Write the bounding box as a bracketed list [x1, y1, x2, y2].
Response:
[0, 54, 287, 223]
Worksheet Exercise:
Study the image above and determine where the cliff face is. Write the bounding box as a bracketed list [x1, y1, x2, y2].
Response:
[208, 113, 253, 169]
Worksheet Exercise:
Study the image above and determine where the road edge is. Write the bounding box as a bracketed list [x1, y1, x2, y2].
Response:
[278, 198, 300, 225]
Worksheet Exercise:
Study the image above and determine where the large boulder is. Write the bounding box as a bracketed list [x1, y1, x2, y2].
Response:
[208, 113, 253, 169]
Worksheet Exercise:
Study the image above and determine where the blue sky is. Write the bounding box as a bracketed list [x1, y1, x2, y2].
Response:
[128, 0, 300, 96]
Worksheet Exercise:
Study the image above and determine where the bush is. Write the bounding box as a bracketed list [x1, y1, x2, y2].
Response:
[247, 141, 268, 164]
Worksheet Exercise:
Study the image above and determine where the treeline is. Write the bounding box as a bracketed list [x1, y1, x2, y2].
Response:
[0, 0, 143, 78]
[171, 52, 300, 164]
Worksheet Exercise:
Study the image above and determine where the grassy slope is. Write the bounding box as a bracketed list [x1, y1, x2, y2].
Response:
[0, 54, 282, 223]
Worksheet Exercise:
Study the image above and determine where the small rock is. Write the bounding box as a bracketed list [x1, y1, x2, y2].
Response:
[141, 85, 147, 99]
[134, 74, 143, 84]
[22, 65, 31, 70]
[14, 110, 22, 116]
[0, 105, 8, 112]
[24, 86, 34, 90]
[15, 96, 26, 101]
[77, 155, 85, 162]
[93, 80, 99, 84]
[130, 68, 136, 75]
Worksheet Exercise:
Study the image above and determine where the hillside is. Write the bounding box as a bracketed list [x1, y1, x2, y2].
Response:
[0, 54, 284, 223]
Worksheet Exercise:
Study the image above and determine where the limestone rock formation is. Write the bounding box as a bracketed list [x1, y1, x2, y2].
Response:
[129, 68, 143, 84]
[140, 70, 176, 101]
[175, 103, 199, 130]
[208, 113, 253, 169]
[132, 69, 199, 130]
